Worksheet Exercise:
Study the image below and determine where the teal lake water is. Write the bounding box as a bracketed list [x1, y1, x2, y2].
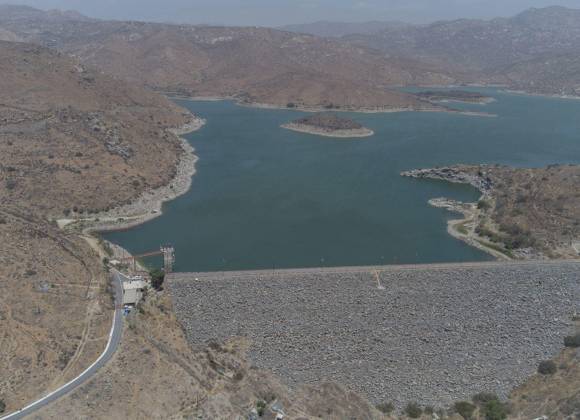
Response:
[105, 89, 580, 272]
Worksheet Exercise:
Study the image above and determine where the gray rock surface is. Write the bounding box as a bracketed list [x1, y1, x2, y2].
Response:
[169, 261, 580, 408]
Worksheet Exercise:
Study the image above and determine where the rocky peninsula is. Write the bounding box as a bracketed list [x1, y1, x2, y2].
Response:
[281, 113, 374, 138]
[402, 164, 580, 260]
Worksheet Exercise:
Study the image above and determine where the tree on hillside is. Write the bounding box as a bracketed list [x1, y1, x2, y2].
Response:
[150, 268, 165, 291]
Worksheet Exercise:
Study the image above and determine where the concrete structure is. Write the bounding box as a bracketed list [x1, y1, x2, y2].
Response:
[121, 277, 146, 305]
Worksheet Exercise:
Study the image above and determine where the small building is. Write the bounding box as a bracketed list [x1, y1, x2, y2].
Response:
[122, 278, 147, 305]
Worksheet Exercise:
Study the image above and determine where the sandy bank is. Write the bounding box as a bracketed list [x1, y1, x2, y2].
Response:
[433, 97, 497, 105]
[281, 123, 374, 138]
[503, 89, 580, 101]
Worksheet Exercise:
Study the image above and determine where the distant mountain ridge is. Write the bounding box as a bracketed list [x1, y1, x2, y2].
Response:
[0, 5, 451, 110]
[344, 6, 580, 95]
[0, 5, 579, 100]
[280, 20, 409, 38]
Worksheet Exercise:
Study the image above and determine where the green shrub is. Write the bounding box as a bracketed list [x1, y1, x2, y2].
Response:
[376, 402, 394, 414]
[454, 401, 476, 419]
[482, 399, 508, 420]
[564, 333, 580, 348]
[0, 399, 5, 414]
[149, 268, 165, 291]
[537, 360, 557, 375]
[256, 400, 267, 417]
[286, 102, 296, 108]
[405, 402, 422, 418]
[5, 179, 16, 190]
[472, 392, 499, 406]
[477, 199, 492, 210]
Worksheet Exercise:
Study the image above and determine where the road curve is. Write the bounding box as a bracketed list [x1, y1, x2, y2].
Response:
[1, 271, 124, 420]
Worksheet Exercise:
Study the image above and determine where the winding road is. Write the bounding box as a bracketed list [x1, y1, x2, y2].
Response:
[1, 271, 124, 420]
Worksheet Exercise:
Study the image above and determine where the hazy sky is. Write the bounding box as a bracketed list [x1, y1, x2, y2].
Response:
[5, 0, 579, 26]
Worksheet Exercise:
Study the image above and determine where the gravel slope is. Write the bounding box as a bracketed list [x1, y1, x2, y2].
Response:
[169, 262, 580, 408]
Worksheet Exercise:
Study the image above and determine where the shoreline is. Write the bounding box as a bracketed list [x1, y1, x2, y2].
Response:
[401, 168, 515, 261]
[503, 89, 580, 101]
[281, 123, 374, 138]
[59, 115, 206, 235]
[169, 94, 496, 117]
[237, 100, 497, 117]
[427, 198, 513, 261]
[429, 97, 497, 105]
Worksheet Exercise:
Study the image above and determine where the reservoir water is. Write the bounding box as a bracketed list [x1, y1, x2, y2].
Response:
[105, 89, 580, 272]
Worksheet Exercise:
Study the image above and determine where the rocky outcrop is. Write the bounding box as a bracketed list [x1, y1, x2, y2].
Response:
[402, 166, 493, 195]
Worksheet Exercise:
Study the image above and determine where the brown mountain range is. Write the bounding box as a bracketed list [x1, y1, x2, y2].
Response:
[0, 5, 451, 111]
[345, 6, 580, 96]
[2, 5, 580, 103]
[0, 38, 192, 413]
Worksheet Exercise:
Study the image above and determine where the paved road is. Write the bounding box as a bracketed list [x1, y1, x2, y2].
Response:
[1, 271, 124, 420]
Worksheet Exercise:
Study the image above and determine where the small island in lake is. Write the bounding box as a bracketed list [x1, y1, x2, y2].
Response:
[281, 113, 374, 138]
[416, 90, 495, 104]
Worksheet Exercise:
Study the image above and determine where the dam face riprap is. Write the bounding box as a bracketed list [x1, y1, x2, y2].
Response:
[168, 262, 580, 408]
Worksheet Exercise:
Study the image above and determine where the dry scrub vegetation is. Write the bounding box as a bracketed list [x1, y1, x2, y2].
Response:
[469, 165, 580, 259]
[0, 40, 189, 414]
[0, 41, 192, 219]
[0, 205, 112, 413]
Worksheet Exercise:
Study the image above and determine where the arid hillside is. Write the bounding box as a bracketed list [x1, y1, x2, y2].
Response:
[0, 6, 452, 110]
[0, 39, 190, 414]
[0, 38, 392, 419]
[479, 164, 580, 257]
[346, 6, 580, 96]
[405, 164, 580, 259]
[0, 204, 113, 413]
[0, 40, 192, 219]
